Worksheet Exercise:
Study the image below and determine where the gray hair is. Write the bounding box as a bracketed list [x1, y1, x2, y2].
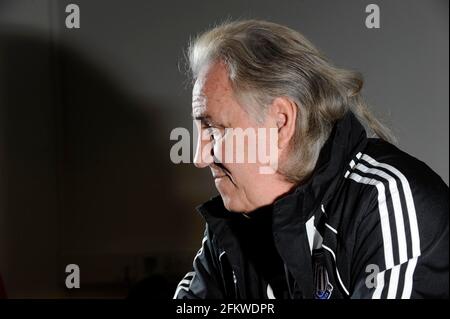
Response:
[188, 20, 394, 183]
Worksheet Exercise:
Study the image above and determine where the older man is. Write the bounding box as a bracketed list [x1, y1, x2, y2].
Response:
[174, 20, 448, 299]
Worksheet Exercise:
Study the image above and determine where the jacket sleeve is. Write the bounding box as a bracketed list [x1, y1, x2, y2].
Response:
[173, 225, 226, 299]
[349, 165, 449, 299]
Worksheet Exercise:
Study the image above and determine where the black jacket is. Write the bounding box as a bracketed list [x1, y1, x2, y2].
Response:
[174, 111, 449, 299]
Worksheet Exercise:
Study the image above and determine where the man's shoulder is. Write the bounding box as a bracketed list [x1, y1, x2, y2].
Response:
[345, 138, 448, 225]
[362, 138, 448, 192]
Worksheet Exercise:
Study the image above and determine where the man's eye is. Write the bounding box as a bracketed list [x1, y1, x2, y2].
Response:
[201, 123, 212, 130]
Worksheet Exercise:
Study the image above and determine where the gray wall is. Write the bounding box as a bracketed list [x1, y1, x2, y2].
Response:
[0, 0, 448, 298]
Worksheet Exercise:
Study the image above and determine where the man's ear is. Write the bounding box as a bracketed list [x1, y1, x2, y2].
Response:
[270, 97, 297, 150]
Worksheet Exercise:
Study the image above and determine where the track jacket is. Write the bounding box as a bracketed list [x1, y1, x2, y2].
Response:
[174, 111, 449, 299]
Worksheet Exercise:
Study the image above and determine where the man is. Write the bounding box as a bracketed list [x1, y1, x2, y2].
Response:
[174, 20, 448, 299]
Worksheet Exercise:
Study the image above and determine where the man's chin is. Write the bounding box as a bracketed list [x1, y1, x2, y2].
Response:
[215, 179, 246, 213]
[218, 194, 244, 213]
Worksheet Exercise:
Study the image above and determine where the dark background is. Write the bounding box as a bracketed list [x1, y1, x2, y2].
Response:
[0, 0, 448, 298]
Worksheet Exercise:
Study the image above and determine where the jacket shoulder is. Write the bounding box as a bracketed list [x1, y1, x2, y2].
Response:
[362, 138, 448, 196]
[342, 138, 448, 242]
[348, 138, 448, 259]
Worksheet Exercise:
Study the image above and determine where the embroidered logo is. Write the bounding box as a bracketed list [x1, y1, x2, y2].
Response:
[314, 260, 333, 299]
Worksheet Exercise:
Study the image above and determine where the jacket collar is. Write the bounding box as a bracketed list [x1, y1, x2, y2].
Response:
[278, 110, 368, 220]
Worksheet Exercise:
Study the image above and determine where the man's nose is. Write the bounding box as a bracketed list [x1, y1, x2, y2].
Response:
[193, 133, 214, 168]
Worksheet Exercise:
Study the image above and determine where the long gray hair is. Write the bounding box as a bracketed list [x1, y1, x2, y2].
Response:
[188, 20, 394, 183]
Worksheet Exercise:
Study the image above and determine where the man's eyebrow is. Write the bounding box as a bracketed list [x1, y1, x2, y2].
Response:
[191, 113, 223, 127]
[193, 114, 214, 125]
[191, 112, 210, 121]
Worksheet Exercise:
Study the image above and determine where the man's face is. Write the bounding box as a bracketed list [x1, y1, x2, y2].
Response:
[192, 62, 280, 213]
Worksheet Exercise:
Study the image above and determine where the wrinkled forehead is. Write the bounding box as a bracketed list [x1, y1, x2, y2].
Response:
[192, 62, 233, 114]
